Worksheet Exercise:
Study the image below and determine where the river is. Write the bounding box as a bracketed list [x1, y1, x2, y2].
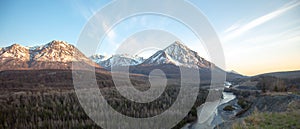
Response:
[183, 89, 237, 129]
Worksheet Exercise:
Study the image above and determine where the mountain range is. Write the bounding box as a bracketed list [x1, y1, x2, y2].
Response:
[0, 40, 245, 82]
[0, 40, 99, 70]
[89, 41, 212, 69]
[0, 40, 212, 70]
[90, 54, 145, 68]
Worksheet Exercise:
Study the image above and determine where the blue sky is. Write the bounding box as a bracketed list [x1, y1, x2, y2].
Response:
[0, 0, 299, 75]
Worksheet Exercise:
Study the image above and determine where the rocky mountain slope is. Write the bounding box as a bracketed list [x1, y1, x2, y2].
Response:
[88, 41, 243, 83]
[0, 44, 30, 69]
[89, 54, 109, 64]
[90, 41, 211, 69]
[142, 41, 211, 68]
[90, 54, 144, 68]
[0, 40, 100, 70]
[123, 41, 222, 84]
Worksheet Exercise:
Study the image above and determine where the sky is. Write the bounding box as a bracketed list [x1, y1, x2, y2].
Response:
[0, 0, 299, 76]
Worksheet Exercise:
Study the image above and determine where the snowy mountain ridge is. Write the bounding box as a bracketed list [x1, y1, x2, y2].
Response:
[0, 44, 30, 61]
[90, 54, 145, 68]
[0, 40, 210, 70]
[91, 41, 212, 69]
[142, 41, 211, 68]
[0, 40, 98, 70]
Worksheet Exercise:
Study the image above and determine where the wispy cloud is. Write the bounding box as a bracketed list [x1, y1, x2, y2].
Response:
[224, 20, 243, 33]
[223, 1, 300, 42]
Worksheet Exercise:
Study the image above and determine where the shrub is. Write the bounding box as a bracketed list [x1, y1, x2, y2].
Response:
[223, 105, 235, 111]
[237, 99, 248, 109]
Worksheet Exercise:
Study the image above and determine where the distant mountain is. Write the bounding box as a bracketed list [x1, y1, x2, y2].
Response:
[226, 70, 247, 82]
[0, 40, 100, 70]
[89, 54, 109, 64]
[256, 70, 300, 79]
[120, 41, 218, 85]
[0, 44, 30, 69]
[142, 41, 211, 68]
[228, 70, 240, 75]
[90, 54, 145, 68]
[230, 70, 300, 93]
[0, 44, 30, 61]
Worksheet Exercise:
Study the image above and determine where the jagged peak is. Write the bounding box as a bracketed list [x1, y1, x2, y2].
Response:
[228, 70, 240, 75]
[164, 41, 190, 52]
[113, 53, 136, 58]
[90, 54, 105, 58]
[173, 41, 183, 45]
[142, 41, 211, 68]
[11, 43, 21, 46]
[3, 44, 29, 52]
[44, 40, 71, 48]
[91, 53, 145, 68]
[169, 41, 186, 47]
[51, 40, 68, 44]
[9, 43, 25, 48]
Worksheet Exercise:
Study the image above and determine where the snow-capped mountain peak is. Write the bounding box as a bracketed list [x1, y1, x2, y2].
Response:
[0, 43, 30, 61]
[90, 54, 145, 68]
[89, 54, 110, 63]
[164, 41, 189, 51]
[0, 40, 100, 70]
[33, 40, 80, 62]
[143, 41, 211, 68]
[89, 41, 211, 69]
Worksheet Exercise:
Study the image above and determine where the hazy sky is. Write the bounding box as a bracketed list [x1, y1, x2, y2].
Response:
[0, 0, 299, 76]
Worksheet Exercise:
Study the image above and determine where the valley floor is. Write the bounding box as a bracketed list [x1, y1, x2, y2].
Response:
[0, 70, 209, 129]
